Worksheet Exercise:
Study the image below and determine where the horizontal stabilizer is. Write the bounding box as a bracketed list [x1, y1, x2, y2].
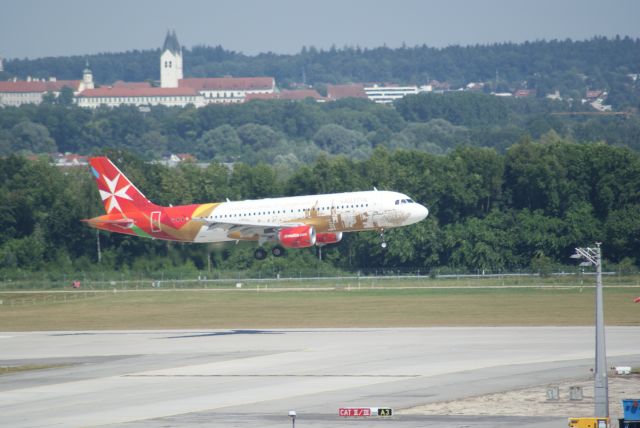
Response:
[82, 217, 135, 229]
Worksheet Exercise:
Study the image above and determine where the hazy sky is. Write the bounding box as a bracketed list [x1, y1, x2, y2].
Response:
[1, 0, 639, 59]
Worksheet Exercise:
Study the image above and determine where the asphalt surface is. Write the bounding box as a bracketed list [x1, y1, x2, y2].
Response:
[1, 327, 639, 427]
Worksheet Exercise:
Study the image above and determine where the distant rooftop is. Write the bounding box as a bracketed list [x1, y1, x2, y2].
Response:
[77, 86, 198, 98]
[0, 80, 81, 93]
[180, 77, 275, 91]
[327, 84, 367, 100]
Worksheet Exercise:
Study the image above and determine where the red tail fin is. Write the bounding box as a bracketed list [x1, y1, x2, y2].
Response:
[89, 157, 155, 214]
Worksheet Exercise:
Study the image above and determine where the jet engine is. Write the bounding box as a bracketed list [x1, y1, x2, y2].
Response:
[278, 225, 316, 248]
[315, 232, 343, 245]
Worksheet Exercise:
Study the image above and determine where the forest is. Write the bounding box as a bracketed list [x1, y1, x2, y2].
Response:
[1, 93, 640, 166]
[1, 139, 639, 277]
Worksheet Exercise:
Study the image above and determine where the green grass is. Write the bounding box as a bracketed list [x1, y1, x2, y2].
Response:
[0, 286, 638, 331]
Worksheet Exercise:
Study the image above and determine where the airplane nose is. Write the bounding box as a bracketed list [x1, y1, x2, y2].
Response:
[416, 204, 429, 221]
[407, 203, 428, 224]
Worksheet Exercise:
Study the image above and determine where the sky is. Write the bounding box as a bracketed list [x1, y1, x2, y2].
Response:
[1, 0, 639, 59]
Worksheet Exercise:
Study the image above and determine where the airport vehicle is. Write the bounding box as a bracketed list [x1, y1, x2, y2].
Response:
[83, 157, 429, 259]
[568, 417, 609, 428]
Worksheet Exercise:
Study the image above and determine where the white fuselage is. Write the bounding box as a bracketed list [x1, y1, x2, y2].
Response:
[193, 190, 428, 243]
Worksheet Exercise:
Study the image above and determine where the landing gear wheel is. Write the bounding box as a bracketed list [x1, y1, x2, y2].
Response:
[380, 229, 387, 249]
[271, 245, 285, 257]
[254, 247, 267, 260]
[381, 241, 387, 249]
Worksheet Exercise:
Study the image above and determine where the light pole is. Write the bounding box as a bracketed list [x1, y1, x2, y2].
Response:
[571, 243, 608, 418]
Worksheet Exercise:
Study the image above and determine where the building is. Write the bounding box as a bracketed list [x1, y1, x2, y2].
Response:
[76, 85, 203, 108]
[181, 76, 275, 104]
[364, 84, 432, 104]
[513, 89, 536, 98]
[546, 90, 562, 101]
[53, 153, 89, 167]
[75, 30, 276, 108]
[465, 82, 485, 91]
[586, 90, 604, 101]
[0, 78, 82, 107]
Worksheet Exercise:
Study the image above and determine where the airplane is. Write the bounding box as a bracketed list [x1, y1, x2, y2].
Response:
[83, 157, 429, 259]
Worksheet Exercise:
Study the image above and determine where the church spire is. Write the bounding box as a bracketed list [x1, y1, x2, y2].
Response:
[162, 29, 181, 55]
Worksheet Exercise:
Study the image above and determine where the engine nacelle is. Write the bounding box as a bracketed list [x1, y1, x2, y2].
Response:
[316, 232, 343, 246]
[278, 225, 316, 248]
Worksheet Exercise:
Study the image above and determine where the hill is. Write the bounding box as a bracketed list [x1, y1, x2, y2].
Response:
[3, 36, 640, 109]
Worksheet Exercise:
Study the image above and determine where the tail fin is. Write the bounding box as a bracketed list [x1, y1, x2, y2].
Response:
[89, 157, 155, 214]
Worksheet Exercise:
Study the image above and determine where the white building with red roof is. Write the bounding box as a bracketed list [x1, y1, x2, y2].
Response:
[0, 78, 83, 107]
[181, 76, 275, 104]
[76, 85, 204, 108]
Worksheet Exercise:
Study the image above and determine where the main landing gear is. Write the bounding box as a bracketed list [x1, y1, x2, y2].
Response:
[254, 247, 267, 260]
[253, 245, 286, 260]
[271, 245, 285, 257]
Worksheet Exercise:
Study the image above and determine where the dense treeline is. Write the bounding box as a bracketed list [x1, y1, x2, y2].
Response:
[2, 94, 640, 167]
[3, 37, 640, 109]
[1, 141, 638, 276]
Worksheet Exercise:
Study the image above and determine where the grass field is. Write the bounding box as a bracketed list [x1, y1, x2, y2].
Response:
[1, 284, 639, 331]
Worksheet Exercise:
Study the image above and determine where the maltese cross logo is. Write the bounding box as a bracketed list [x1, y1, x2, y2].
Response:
[99, 173, 132, 213]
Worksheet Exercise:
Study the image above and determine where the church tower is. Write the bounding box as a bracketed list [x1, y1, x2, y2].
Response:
[82, 61, 94, 90]
[160, 30, 183, 88]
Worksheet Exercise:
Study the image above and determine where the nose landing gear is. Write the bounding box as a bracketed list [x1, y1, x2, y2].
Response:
[380, 229, 387, 249]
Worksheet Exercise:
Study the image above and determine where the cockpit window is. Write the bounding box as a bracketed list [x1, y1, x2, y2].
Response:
[395, 200, 400, 205]
[408, 199, 414, 203]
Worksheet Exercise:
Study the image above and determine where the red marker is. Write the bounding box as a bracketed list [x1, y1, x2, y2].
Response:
[634, 297, 640, 303]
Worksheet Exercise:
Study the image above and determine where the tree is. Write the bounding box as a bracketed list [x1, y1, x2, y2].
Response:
[195, 125, 241, 161]
[313, 124, 370, 158]
[57, 86, 75, 106]
[10, 121, 57, 154]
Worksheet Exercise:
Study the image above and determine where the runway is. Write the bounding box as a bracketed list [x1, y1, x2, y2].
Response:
[1, 327, 639, 427]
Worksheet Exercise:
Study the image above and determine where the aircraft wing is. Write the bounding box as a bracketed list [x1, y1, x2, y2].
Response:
[191, 217, 305, 241]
